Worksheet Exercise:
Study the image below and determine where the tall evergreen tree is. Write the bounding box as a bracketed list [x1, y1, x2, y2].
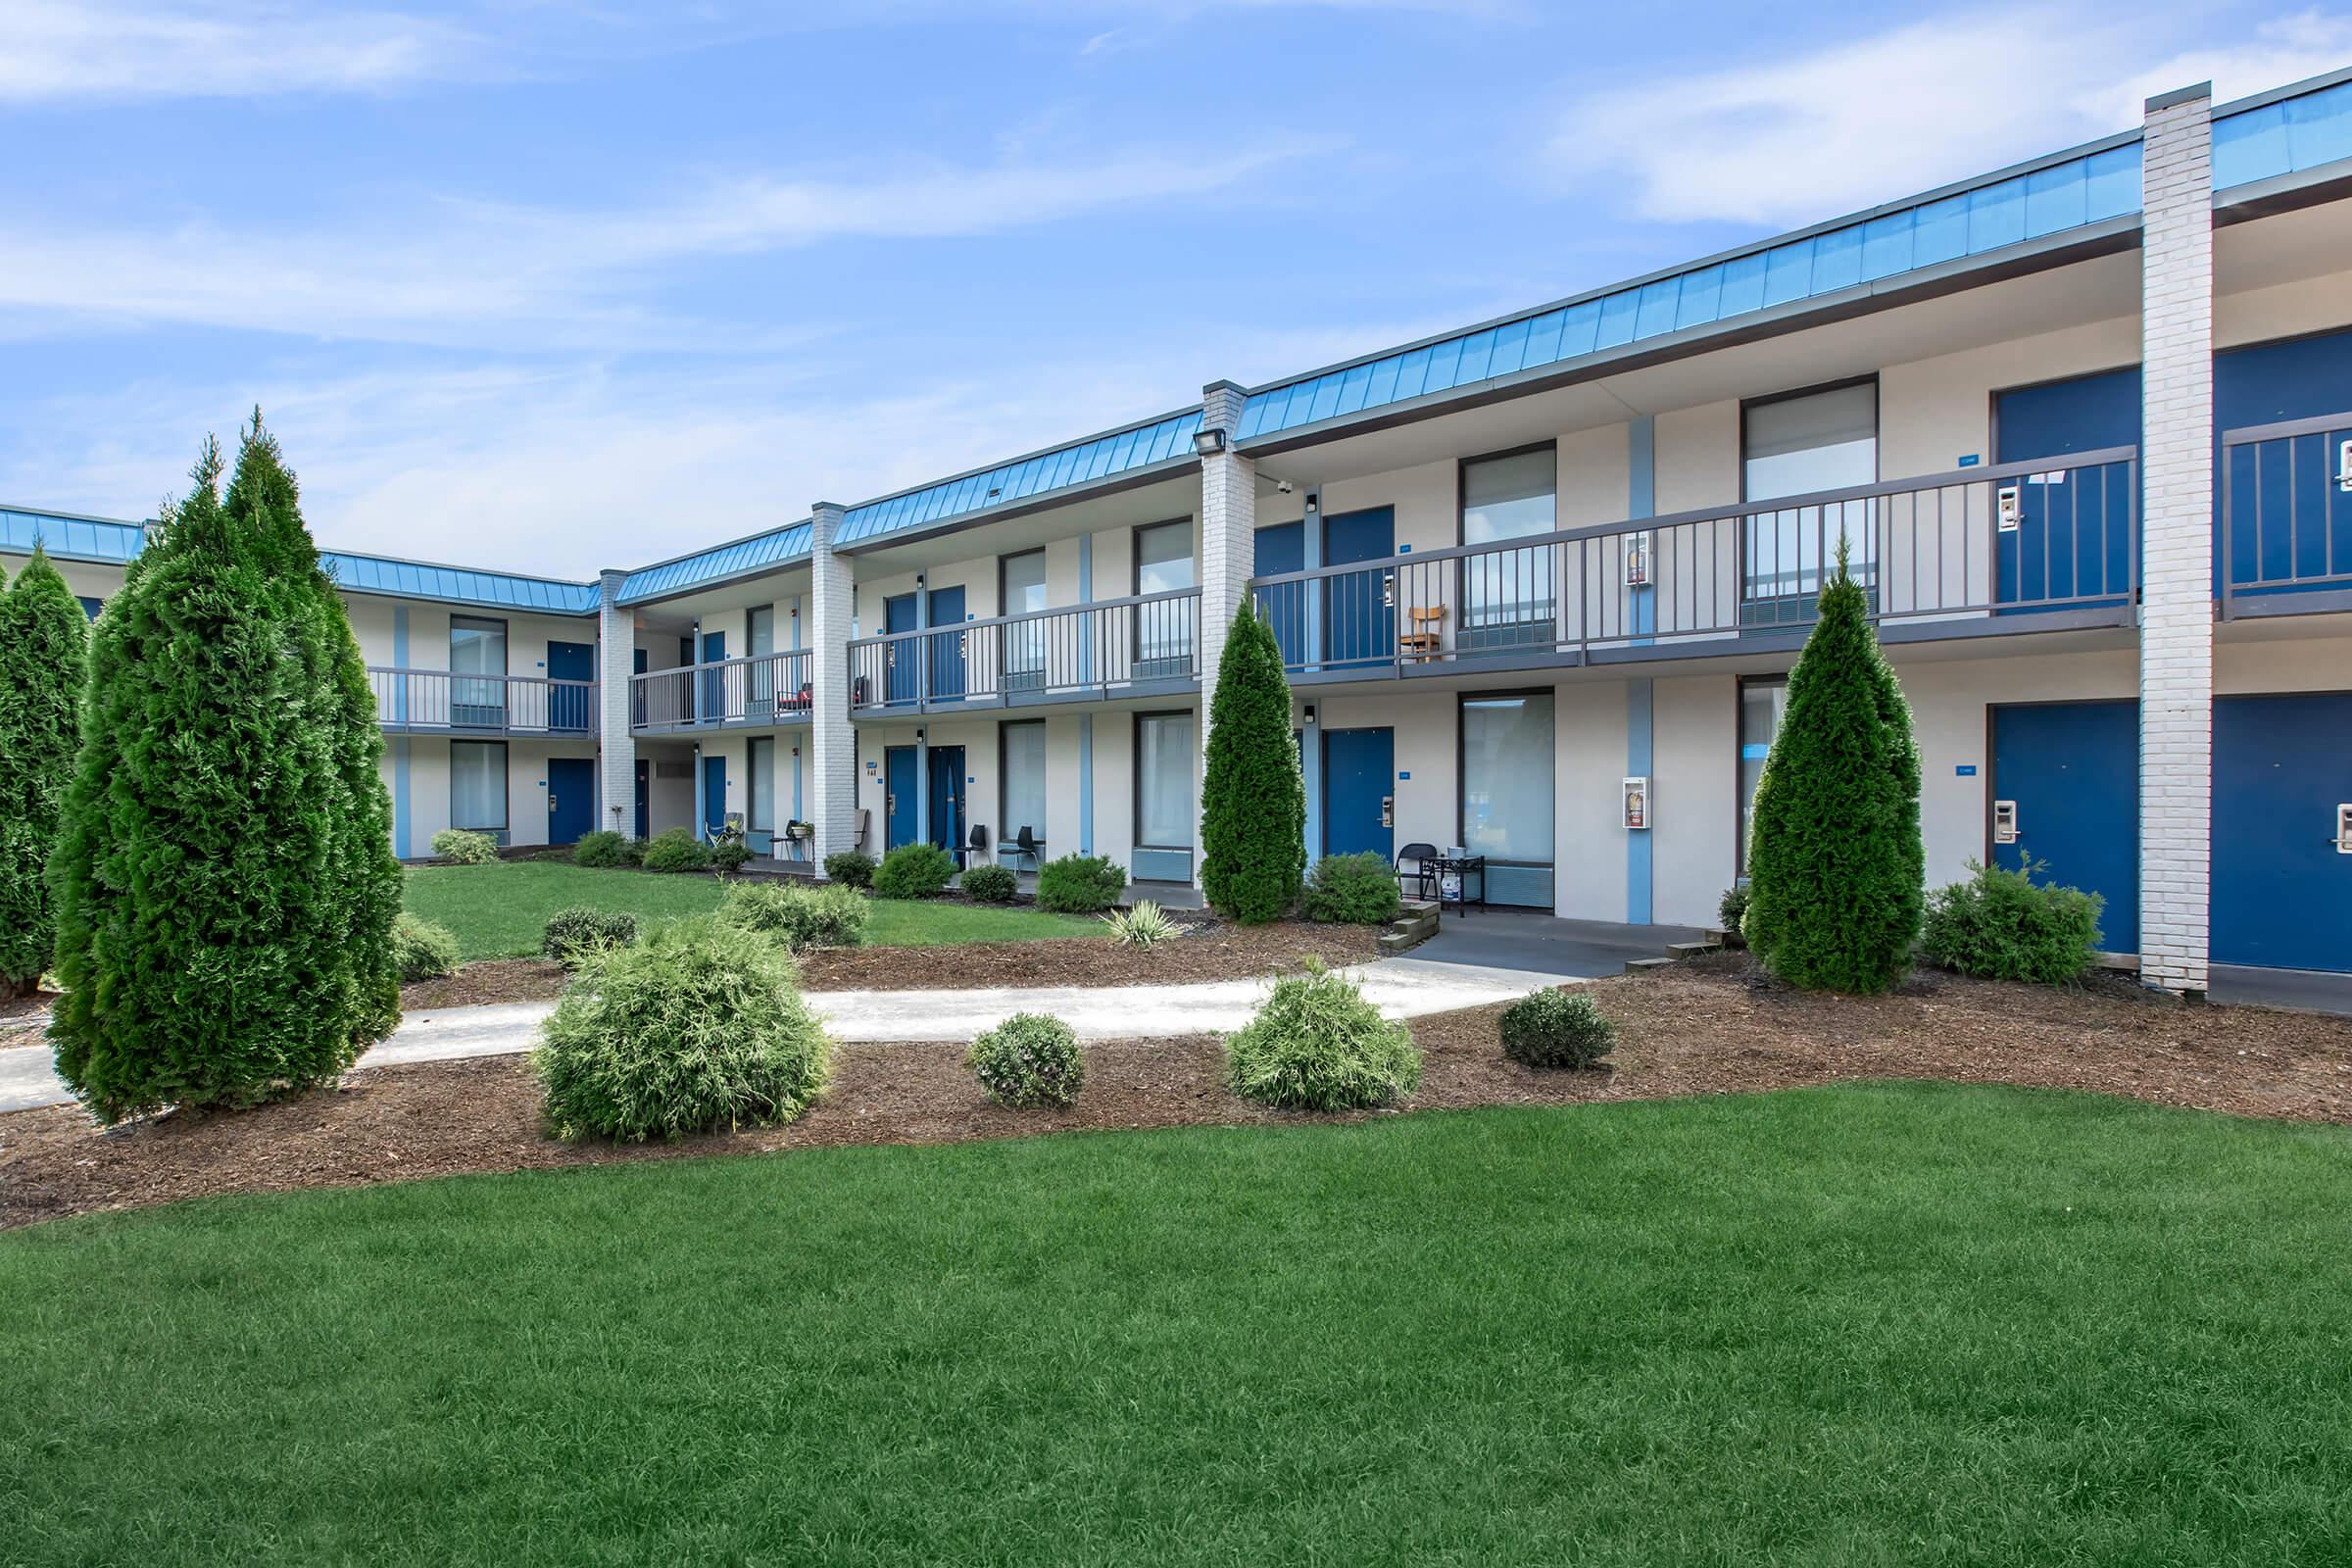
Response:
[1741, 548, 1924, 994]
[1200, 604, 1306, 923]
[50, 416, 401, 1121]
[0, 547, 91, 995]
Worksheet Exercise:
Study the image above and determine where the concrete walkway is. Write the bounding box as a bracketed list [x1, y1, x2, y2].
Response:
[0, 956, 1577, 1115]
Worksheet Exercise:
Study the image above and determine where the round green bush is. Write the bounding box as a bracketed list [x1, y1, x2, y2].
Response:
[572, 830, 628, 868]
[873, 842, 956, 900]
[1498, 987, 1615, 1069]
[960, 863, 1018, 904]
[1035, 854, 1126, 913]
[718, 881, 870, 951]
[533, 916, 832, 1143]
[390, 913, 461, 983]
[640, 827, 710, 873]
[824, 850, 875, 889]
[710, 841, 754, 876]
[1302, 852, 1401, 924]
[541, 906, 639, 969]
[1223, 964, 1421, 1111]
[966, 1011, 1085, 1108]
[618, 837, 648, 867]
[1922, 858, 2103, 984]
[431, 828, 499, 864]
[1717, 885, 1750, 948]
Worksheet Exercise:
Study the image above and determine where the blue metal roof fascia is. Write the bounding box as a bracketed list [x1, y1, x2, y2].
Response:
[2213, 68, 2352, 190]
[834, 407, 1203, 550]
[318, 552, 602, 615]
[0, 506, 149, 564]
[1235, 129, 2146, 445]
[614, 519, 813, 605]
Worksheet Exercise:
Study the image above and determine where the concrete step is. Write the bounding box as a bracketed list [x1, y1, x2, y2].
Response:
[1665, 940, 1724, 959]
[1379, 902, 1442, 956]
[1624, 956, 1675, 972]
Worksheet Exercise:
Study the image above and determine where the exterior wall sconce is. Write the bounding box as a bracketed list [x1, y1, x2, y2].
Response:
[1193, 426, 1228, 457]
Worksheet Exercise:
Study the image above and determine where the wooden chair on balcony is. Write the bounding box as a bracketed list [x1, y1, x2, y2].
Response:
[1398, 606, 1446, 663]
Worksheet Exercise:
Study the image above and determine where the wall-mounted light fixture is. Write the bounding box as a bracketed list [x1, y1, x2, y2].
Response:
[1193, 426, 1229, 457]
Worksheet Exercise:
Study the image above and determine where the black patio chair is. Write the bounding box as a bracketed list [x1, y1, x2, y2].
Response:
[1012, 824, 1045, 870]
[965, 823, 989, 868]
[1396, 842, 1440, 901]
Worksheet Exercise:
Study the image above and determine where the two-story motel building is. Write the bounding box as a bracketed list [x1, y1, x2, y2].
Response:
[7, 77, 2352, 1001]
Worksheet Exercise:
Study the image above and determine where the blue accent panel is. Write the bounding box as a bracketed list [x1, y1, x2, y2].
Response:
[1322, 727, 1394, 862]
[1990, 702, 2138, 953]
[635, 761, 650, 841]
[2214, 75, 2352, 190]
[1628, 416, 1656, 645]
[1253, 520, 1305, 666]
[927, 584, 966, 700]
[1078, 715, 1095, 855]
[700, 629, 727, 721]
[1299, 722, 1323, 865]
[883, 592, 919, 705]
[791, 747, 803, 823]
[1132, 846, 1191, 882]
[391, 737, 412, 858]
[390, 607, 411, 727]
[2213, 693, 2352, 972]
[839, 409, 1202, 547]
[926, 745, 965, 852]
[547, 758, 595, 846]
[2217, 327, 2352, 597]
[1993, 368, 2139, 611]
[546, 640, 594, 733]
[618, 521, 812, 605]
[914, 738, 931, 849]
[1237, 140, 2141, 442]
[885, 747, 918, 851]
[702, 755, 728, 843]
[1321, 507, 1394, 669]
[1626, 679, 1653, 926]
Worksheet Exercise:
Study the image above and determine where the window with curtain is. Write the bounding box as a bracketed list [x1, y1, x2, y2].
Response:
[747, 605, 775, 714]
[1002, 550, 1048, 689]
[1134, 521, 1195, 673]
[748, 736, 775, 836]
[1461, 447, 1558, 646]
[1460, 695, 1554, 866]
[1742, 382, 1878, 603]
[450, 740, 508, 833]
[1737, 677, 1788, 879]
[1136, 711, 1196, 849]
[1000, 720, 1048, 844]
[450, 615, 507, 727]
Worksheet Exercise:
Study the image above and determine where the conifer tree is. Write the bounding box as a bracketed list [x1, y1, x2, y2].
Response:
[0, 547, 90, 995]
[1741, 547, 1924, 993]
[1200, 604, 1306, 923]
[50, 416, 401, 1120]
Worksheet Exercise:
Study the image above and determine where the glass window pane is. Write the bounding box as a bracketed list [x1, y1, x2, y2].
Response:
[1136, 521, 1195, 595]
[1001, 721, 1048, 842]
[1744, 384, 1879, 599]
[450, 741, 507, 832]
[1460, 696, 1553, 863]
[1738, 679, 1788, 876]
[748, 606, 774, 657]
[450, 616, 507, 724]
[1462, 448, 1556, 544]
[1137, 712, 1196, 849]
[749, 737, 775, 831]
[1002, 549, 1048, 614]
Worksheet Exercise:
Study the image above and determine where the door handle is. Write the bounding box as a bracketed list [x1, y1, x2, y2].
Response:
[1380, 795, 1395, 829]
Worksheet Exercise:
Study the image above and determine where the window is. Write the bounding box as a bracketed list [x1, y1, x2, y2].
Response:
[1134, 521, 1195, 675]
[1136, 711, 1196, 849]
[76, 596, 102, 620]
[450, 615, 507, 727]
[1000, 720, 1048, 845]
[1461, 446, 1558, 648]
[1460, 694, 1554, 906]
[748, 605, 775, 713]
[450, 740, 508, 834]
[1742, 381, 1878, 609]
[1002, 550, 1049, 689]
[1738, 677, 1788, 878]
[748, 736, 775, 837]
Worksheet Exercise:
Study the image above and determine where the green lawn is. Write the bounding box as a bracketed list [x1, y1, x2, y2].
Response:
[7, 1086, 2352, 1564]
[402, 860, 1104, 959]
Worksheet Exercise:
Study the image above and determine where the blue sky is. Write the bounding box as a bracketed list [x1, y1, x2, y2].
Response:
[3, 1, 2346, 577]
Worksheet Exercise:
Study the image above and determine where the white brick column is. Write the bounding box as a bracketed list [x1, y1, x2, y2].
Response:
[596, 568, 636, 838]
[808, 502, 859, 873]
[1195, 380, 1254, 884]
[2138, 82, 2216, 995]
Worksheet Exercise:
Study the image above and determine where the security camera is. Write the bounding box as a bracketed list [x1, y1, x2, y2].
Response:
[1276, 479, 1295, 494]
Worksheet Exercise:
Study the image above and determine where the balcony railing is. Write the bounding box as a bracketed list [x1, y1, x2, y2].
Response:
[371, 668, 596, 736]
[2222, 411, 2352, 618]
[1250, 449, 2138, 677]
[848, 587, 1201, 714]
[632, 650, 813, 733]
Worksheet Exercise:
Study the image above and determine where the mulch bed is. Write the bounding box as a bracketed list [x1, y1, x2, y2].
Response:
[8, 953, 2351, 1231]
[400, 958, 571, 1009]
[794, 922, 1380, 991]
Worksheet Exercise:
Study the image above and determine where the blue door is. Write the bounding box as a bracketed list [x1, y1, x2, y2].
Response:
[884, 593, 918, 706]
[2217, 328, 2352, 601]
[884, 746, 918, 850]
[1990, 701, 2138, 954]
[700, 630, 727, 722]
[547, 641, 594, 734]
[1994, 368, 2138, 611]
[547, 757, 594, 845]
[1253, 521, 1306, 670]
[1323, 727, 1394, 862]
[928, 746, 966, 854]
[633, 760, 650, 841]
[2213, 693, 2352, 973]
[1323, 507, 1395, 669]
[702, 754, 727, 841]
[927, 585, 966, 702]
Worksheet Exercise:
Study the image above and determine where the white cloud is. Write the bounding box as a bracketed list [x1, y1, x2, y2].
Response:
[0, 0, 483, 103]
[1547, 7, 2352, 228]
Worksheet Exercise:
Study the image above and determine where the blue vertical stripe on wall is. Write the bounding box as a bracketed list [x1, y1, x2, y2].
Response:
[390, 607, 411, 857]
[1078, 714, 1095, 854]
[1301, 716, 1323, 864]
[1626, 679, 1653, 925]
[1628, 416, 1657, 643]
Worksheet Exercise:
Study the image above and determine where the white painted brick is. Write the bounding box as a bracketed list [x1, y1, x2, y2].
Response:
[808, 504, 860, 872]
[597, 569, 636, 837]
